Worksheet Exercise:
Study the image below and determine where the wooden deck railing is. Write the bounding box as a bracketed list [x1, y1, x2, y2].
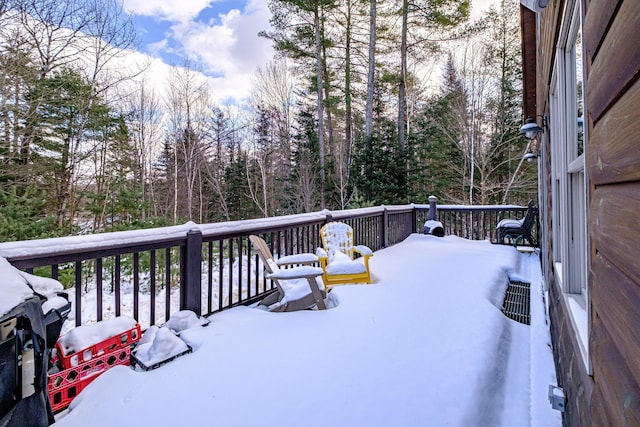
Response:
[0, 203, 535, 328]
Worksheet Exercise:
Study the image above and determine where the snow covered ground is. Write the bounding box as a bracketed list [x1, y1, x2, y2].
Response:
[52, 234, 561, 427]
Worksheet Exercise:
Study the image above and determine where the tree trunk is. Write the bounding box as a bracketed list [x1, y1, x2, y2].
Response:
[173, 145, 178, 224]
[365, 0, 376, 139]
[342, 0, 353, 208]
[398, 0, 408, 148]
[314, 6, 326, 209]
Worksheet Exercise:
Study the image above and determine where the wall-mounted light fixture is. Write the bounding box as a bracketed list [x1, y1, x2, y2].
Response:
[521, 0, 549, 13]
[523, 150, 538, 162]
[520, 115, 547, 140]
[519, 115, 547, 162]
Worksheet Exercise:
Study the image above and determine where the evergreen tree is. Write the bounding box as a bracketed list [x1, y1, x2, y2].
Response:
[26, 68, 114, 231]
[351, 119, 407, 205]
[411, 54, 468, 203]
[0, 186, 56, 241]
[287, 109, 320, 213]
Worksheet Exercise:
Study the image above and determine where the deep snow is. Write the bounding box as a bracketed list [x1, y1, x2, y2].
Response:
[47, 234, 561, 427]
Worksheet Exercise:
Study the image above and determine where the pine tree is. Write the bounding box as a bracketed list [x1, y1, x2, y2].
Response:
[351, 118, 407, 205]
[26, 68, 113, 231]
[287, 109, 320, 213]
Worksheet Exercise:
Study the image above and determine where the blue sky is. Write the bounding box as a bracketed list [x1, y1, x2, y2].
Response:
[120, 0, 275, 102]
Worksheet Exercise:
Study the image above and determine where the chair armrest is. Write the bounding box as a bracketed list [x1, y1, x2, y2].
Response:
[267, 266, 324, 280]
[353, 245, 373, 256]
[316, 247, 328, 259]
[268, 266, 327, 310]
[277, 253, 319, 266]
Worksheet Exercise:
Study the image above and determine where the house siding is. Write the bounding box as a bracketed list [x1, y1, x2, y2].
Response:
[534, 0, 640, 425]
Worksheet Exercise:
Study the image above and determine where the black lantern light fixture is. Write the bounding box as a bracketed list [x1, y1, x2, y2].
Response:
[520, 115, 547, 140]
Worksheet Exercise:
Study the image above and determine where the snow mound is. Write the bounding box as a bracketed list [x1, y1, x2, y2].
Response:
[0, 257, 33, 317]
[57, 316, 138, 356]
[133, 326, 189, 368]
[164, 310, 209, 334]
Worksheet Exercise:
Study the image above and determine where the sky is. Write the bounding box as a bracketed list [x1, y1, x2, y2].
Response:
[6, 232, 562, 427]
[118, 0, 274, 104]
[115, 0, 499, 104]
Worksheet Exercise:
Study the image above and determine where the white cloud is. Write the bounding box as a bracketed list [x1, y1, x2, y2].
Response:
[121, 0, 274, 103]
[147, 38, 170, 56]
[170, 0, 274, 100]
[121, 0, 214, 23]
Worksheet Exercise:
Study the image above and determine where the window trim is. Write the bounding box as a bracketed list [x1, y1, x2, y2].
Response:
[549, 0, 591, 374]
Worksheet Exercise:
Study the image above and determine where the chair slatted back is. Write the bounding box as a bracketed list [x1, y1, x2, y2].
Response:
[521, 200, 537, 233]
[249, 235, 277, 274]
[320, 222, 355, 259]
[522, 200, 538, 245]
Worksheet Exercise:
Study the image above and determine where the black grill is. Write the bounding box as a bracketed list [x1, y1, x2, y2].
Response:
[502, 280, 530, 325]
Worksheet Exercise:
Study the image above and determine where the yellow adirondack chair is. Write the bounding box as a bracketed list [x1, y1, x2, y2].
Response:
[317, 222, 373, 286]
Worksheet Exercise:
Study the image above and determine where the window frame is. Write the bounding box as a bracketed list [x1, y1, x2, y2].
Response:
[549, 0, 591, 373]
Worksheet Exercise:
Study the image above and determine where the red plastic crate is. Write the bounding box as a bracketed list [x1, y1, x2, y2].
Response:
[48, 345, 131, 413]
[56, 324, 141, 369]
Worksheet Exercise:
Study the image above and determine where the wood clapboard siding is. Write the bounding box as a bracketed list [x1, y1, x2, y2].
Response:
[532, 0, 640, 425]
[590, 310, 640, 426]
[588, 78, 640, 185]
[589, 182, 640, 426]
[583, 0, 621, 61]
[586, 0, 640, 123]
[591, 252, 640, 388]
[585, 0, 640, 424]
[590, 387, 615, 427]
[590, 183, 640, 287]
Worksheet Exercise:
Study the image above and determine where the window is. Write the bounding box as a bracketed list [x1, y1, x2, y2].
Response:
[549, 0, 590, 371]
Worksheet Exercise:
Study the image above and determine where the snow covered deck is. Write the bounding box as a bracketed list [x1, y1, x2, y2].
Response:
[52, 234, 560, 427]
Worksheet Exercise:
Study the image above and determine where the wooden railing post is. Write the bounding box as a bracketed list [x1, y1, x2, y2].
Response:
[382, 207, 389, 248]
[181, 228, 203, 316]
[411, 206, 417, 234]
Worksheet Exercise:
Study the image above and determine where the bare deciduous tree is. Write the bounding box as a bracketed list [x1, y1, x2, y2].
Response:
[164, 61, 211, 223]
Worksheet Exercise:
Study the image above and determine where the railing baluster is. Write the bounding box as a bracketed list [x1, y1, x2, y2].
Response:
[246, 237, 252, 299]
[228, 238, 234, 305]
[150, 250, 156, 326]
[75, 261, 82, 326]
[133, 252, 139, 321]
[208, 241, 213, 314]
[237, 237, 243, 302]
[218, 240, 224, 311]
[165, 248, 171, 322]
[115, 255, 121, 317]
[96, 258, 103, 322]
